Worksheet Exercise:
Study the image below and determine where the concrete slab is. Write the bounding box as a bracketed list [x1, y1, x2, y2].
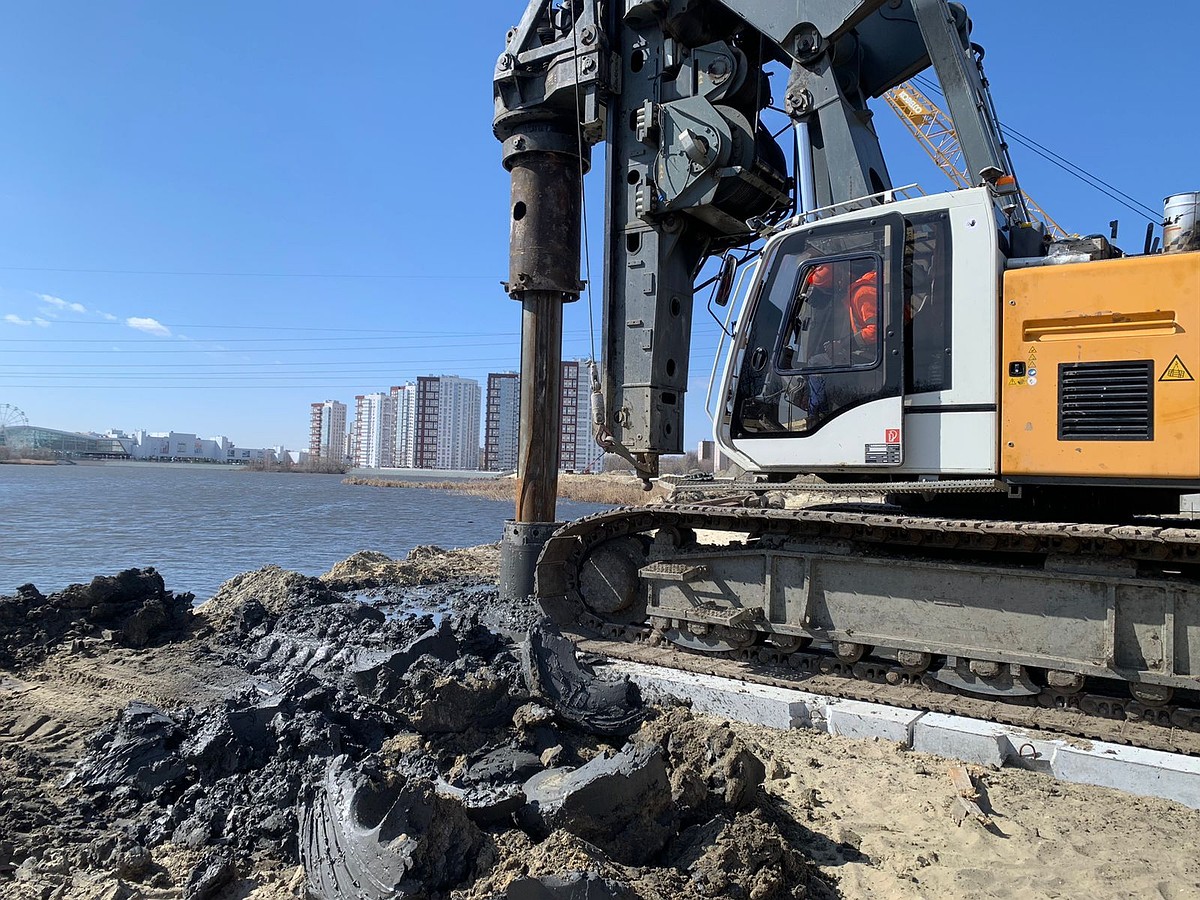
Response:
[826, 698, 923, 744]
[600, 657, 1200, 810]
[913, 712, 1010, 767]
[600, 660, 824, 731]
[1049, 740, 1200, 809]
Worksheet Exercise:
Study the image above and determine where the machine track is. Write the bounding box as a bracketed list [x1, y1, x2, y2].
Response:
[536, 504, 1200, 756]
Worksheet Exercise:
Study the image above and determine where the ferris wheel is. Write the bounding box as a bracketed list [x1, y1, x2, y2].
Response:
[0, 403, 28, 445]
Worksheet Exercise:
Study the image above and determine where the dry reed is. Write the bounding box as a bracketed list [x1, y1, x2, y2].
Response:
[342, 473, 663, 507]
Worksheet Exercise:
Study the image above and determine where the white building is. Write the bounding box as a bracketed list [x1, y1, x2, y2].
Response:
[309, 400, 348, 460]
[102, 430, 138, 456]
[696, 440, 725, 474]
[129, 431, 277, 464]
[274, 446, 310, 467]
[389, 375, 481, 470]
[353, 392, 397, 469]
[483, 372, 520, 472]
[435, 376, 481, 470]
[131, 431, 224, 461]
[392, 384, 418, 469]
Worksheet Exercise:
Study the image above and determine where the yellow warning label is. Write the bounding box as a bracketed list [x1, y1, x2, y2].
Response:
[1160, 355, 1195, 382]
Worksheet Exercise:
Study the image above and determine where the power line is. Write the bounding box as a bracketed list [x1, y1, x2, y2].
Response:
[4, 322, 549, 335]
[0, 342, 588, 356]
[909, 74, 1161, 225]
[0, 335, 524, 346]
[0, 265, 498, 280]
[0, 334, 595, 345]
[0, 344, 724, 379]
[0, 359, 523, 370]
[0, 328, 597, 345]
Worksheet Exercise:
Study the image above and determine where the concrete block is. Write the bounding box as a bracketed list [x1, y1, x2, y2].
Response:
[825, 699, 923, 745]
[599, 658, 1200, 810]
[1049, 740, 1200, 810]
[912, 712, 1010, 767]
[600, 661, 821, 731]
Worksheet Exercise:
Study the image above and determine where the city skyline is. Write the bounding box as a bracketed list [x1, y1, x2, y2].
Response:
[0, 4, 1193, 451]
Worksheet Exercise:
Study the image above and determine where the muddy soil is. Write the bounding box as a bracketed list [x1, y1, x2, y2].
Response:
[2, 545, 1197, 900]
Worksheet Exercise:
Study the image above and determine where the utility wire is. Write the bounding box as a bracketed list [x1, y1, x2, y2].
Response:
[0, 265, 496, 279]
[1003, 130, 1161, 223]
[0, 335, 525, 346]
[0, 328, 598, 344]
[910, 74, 1161, 224]
[5, 322, 563, 335]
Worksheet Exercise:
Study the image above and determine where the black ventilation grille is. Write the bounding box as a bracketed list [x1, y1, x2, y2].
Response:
[1058, 360, 1154, 441]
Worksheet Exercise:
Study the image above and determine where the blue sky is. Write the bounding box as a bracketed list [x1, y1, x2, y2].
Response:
[0, 1, 1193, 452]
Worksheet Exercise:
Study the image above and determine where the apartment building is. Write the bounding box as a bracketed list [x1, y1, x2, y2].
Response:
[435, 376, 481, 470]
[560, 360, 603, 472]
[391, 384, 418, 468]
[352, 392, 397, 469]
[483, 372, 520, 472]
[482, 360, 604, 474]
[375, 376, 482, 470]
[309, 400, 348, 460]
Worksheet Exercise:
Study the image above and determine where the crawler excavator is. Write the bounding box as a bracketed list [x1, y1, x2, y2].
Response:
[493, 0, 1200, 740]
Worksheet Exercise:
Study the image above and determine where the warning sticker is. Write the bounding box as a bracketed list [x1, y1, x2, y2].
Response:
[1160, 355, 1195, 382]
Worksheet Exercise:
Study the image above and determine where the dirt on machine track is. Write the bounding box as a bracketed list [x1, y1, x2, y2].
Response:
[1, 545, 1198, 899]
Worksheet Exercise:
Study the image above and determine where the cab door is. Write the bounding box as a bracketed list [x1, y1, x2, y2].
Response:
[721, 213, 907, 470]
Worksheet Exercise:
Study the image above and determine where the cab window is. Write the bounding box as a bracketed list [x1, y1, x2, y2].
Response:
[777, 255, 883, 374]
[904, 213, 953, 394]
[732, 221, 896, 438]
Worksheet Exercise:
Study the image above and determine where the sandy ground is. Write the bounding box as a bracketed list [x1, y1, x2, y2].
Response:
[2, 547, 1198, 899]
[747, 726, 1199, 900]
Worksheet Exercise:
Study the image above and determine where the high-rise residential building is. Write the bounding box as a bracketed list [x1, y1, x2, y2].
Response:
[353, 392, 397, 469]
[483, 372, 520, 472]
[389, 375, 482, 470]
[413, 376, 441, 469]
[560, 360, 603, 472]
[391, 384, 418, 468]
[436, 376, 481, 470]
[309, 400, 348, 460]
[483, 361, 604, 473]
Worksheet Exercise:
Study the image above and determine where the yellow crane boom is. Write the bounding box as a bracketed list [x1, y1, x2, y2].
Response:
[884, 80, 1068, 241]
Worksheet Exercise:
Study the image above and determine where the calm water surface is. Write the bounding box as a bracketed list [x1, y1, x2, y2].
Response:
[0, 463, 606, 600]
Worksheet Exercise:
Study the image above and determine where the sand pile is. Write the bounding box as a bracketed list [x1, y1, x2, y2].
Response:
[321, 545, 502, 591]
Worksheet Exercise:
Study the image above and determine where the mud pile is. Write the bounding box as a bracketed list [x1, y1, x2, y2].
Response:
[3, 552, 824, 899]
[0, 567, 192, 669]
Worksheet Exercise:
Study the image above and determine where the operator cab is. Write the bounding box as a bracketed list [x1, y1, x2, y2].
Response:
[717, 188, 1002, 478]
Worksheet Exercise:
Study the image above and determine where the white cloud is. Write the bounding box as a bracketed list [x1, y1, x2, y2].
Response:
[39, 294, 87, 314]
[125, 316, 171, 337]
[99, 311, 118, 321]
[33, 317, 51, 327]
[3, 313, 32, 325]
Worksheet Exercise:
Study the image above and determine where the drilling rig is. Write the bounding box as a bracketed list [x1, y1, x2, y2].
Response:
[494, 0, 1200, 719]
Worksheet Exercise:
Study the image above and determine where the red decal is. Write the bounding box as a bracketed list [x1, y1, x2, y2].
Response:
[885, 429, 901, 444]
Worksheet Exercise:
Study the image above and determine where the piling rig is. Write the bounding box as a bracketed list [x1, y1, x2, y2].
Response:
[493, 0, 1200, 732]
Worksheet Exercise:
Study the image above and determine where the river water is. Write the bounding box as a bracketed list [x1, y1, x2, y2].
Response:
[0, 463, 606, 600]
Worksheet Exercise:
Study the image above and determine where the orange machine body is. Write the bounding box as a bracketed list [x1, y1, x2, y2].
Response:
[1000, 253, 1200, 482]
